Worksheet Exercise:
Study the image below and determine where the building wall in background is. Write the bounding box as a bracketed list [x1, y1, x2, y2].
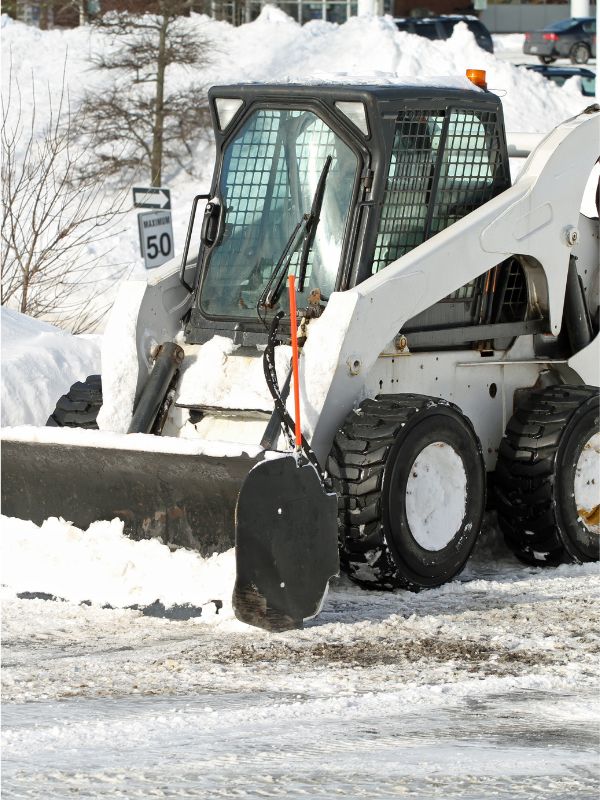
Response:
[481, 3, 596, 33]
[391, 0, 472, 15]
[11, 0, 595, 29]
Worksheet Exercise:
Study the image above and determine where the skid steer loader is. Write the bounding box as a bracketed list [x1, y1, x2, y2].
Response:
[3, 76, 599, 631]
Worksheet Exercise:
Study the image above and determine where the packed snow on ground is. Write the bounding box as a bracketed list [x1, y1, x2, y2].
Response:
[1, 512, 599, 797]
[0, 308, 101, 426]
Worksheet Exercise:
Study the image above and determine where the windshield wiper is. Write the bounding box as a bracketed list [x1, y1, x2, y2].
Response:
[258, 218, 306, 310]
[258, 155, 333, 312]
[297, 155, 332, 293]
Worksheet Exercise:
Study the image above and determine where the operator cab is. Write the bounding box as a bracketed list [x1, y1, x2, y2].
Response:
[184, 81, 517, 349]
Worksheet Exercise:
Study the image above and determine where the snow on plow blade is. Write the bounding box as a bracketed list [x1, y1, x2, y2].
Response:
[1, 431, 259, 556]
[233, 454, 339, 632]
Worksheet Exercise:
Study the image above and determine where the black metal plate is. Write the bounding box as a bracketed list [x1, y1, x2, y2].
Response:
[1, 440, 257, 556]
[233, 455, 339, 632]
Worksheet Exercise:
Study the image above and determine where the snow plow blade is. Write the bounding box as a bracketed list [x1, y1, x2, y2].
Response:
[1, 437, 258, 556]
[233, 454, 339, 632]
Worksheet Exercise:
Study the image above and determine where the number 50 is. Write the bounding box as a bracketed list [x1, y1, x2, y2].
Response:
[147, 232, 171, 259]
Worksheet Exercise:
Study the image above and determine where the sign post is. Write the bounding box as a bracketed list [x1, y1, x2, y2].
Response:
[134, 186, 174, 270]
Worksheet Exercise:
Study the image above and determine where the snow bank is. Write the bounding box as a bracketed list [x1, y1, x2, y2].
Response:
[1, 308, 100, 427]
[1, 424, 261, 458]
[491, 33, 525, 54]
[95, 280, 146, 433]
[3, 12, 584, 139]
[0, 515, 236, 618]
[1, 12, 592, 333]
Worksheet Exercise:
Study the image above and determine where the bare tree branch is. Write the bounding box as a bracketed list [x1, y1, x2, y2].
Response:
[1, 61, 131, 333]
[79, 2, 213, 186]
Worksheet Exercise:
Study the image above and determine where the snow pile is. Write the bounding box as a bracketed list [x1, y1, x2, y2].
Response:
[491, 33, 525, 54]
[1, 14, 590, 278]
[95, 280, 146, 433]
[1, 308, 100, 427]
[0, 12, 593, 337]
[0, 515, 236, 618]
[1, 424, 261, 458]
[177, 335, 291, 410]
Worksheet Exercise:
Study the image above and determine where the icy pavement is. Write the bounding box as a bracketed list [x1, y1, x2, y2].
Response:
[2, 687, 598, 798]
[2, 525, 599, 798]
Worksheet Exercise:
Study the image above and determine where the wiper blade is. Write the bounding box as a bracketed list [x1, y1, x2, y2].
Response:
[258, 155, 333, 312]
[258, 217, 306, 310]
[297, 155, 332, 293]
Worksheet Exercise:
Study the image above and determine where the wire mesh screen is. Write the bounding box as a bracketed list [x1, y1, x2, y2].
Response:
[372, 111, 444, 272]
[372, 107, 508, 283]
[223, 109, 286, 234]
[200, 108, 356, 318]
[430, 110, 504, 238]
[215, 110, 343, 281]
[499, 259, 528, 322]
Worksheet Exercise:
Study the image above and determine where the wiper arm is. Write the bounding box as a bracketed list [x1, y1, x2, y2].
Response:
[257, 217, 306, 310]
[297, 155, 332, 293]
[258, 155, 334, 312]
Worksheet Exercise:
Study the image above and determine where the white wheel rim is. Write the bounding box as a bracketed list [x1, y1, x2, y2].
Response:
[405, 442, 467, 551]
[574, 432, 600, 535]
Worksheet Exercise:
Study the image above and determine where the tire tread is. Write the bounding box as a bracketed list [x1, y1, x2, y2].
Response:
[47, 375, 103, 429]
[328, 394, 482, 591]
[495, 384, 599, 565]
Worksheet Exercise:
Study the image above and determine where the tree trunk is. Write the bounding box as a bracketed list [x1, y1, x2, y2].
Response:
[150, 11, 169, 188]
[78, 0, 87, 26]
[20, 274, 29, 314]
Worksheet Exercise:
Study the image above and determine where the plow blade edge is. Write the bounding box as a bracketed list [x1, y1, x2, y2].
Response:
[1, 439, 258, 556]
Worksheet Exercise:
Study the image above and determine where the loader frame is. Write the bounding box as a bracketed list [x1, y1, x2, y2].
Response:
[1, 91, 597, 615]
[88, 95, 598, 466]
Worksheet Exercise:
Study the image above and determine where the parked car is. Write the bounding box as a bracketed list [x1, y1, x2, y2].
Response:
[518, 64, 596, 96]
[394, 15, 494, 54]
[523, 17, 596, 64]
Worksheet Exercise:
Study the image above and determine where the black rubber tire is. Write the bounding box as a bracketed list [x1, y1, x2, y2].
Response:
[570, 43, 590, 64]
[328, 395, 486, 591]
[46, 375, 103, 429]
[495, 384, 599, 566]
[539, 55, 556, 64]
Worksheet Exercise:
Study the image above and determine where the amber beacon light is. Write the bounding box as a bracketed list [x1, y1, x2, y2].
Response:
[466, 69, 487, 90]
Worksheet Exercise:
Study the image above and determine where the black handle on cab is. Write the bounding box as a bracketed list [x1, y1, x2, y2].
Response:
[179, 193, 211, 293]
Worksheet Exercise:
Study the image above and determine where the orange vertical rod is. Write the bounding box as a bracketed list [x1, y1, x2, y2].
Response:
[288, 274, 302, 449]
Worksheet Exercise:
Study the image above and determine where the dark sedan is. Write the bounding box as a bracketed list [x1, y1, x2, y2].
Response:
[518, 64, 596, 96]
[523, 17, 596, 64]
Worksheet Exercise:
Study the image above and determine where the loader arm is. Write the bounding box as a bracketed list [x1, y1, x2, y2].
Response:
[303, 107, 600, 464]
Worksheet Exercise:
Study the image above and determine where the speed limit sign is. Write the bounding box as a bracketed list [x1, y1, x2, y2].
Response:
[138, 210, 175, 269]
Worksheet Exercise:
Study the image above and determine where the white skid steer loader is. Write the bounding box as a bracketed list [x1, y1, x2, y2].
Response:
[3, 75, 599, 631]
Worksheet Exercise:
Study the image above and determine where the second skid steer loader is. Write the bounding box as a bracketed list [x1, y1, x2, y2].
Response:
[3, 75, 599, 630]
